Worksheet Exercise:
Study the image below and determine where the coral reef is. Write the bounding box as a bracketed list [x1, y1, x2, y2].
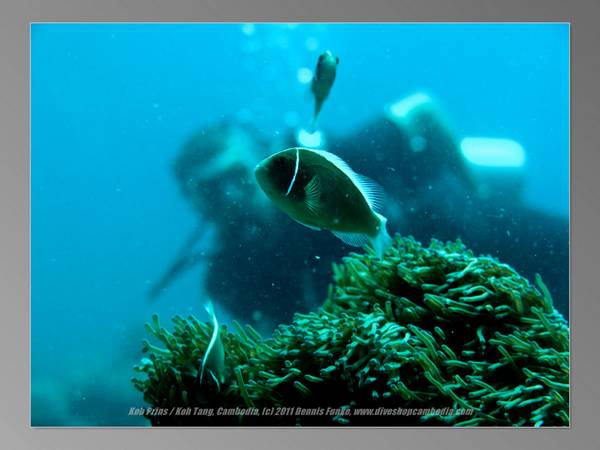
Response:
[132, 236, 569, 426]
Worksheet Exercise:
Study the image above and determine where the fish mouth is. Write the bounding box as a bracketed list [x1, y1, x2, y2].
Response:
[254, 162, 268, 187]
[254, 161, 265, 176]
[254, 161, 278, 199]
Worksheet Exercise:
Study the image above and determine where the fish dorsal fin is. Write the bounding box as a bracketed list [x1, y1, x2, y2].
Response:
[205, 301, 218, 331]
[313, 150, 384, 212]
[200, 301, 219, 384]
[332, 230, 370, 248]
[304, 175, 321, 215]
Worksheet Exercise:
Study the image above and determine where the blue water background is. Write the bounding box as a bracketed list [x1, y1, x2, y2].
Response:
[31, 23, 569, 425]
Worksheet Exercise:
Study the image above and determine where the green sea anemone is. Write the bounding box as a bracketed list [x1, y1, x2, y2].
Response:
[132, 236, 569, 426]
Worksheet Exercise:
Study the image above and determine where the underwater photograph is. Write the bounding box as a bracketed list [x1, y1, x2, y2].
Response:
[31, 22, 569, 427]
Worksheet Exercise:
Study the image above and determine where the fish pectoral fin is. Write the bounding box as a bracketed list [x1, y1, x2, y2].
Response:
[331, 231, 370, 248]
[304, 175, 321, 215]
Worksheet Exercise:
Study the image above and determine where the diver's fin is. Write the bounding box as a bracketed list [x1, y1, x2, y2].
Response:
[331, 230, 370, 248]
[304, 175, 321, 215]
[147, 223, 207, 300]
[313, 150, 385, 212]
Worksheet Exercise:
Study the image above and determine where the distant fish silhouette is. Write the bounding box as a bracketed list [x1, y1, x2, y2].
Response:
[310, 51, 339, 129]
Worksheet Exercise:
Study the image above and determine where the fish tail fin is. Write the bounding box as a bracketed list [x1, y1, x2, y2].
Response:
[370, 213, 392, 259]
[311, 102, 322, 131]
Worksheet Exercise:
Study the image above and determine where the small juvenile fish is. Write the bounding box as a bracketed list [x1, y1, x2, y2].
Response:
[311, 51, 339, 128]
[254, 147, 391, 257]
[198, 301, 225, 391]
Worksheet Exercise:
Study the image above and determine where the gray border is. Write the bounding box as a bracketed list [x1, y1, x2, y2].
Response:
[2, 0, 598, 448]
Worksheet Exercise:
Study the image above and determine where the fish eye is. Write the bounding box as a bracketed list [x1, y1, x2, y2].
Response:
[273, 156, 288, 170]
[269, 155, 296, 192]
